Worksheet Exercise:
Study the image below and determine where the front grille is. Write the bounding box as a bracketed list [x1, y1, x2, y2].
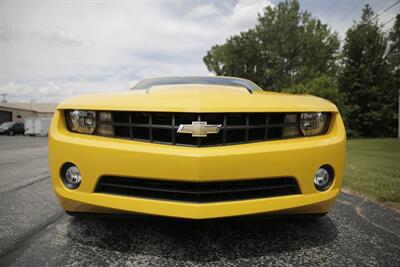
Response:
[95, 176, 301, 203]
[109, 112, 300, 147]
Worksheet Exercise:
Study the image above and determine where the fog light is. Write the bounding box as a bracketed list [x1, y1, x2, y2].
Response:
[314, 166, 333, 191]
[61, 163, 81, 189]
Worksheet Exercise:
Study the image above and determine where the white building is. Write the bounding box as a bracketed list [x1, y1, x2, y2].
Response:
[0, 102, 58, 124]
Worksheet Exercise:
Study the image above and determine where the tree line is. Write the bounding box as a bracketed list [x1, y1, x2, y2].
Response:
[203, 0, 399, 137]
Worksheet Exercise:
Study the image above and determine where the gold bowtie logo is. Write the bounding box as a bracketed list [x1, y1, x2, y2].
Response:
[177, 121, 222, 137]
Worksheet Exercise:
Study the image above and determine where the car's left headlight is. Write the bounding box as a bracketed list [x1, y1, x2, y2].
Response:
[66, 110, 96, 134]
[65, 110, 113, 136]
[300, 112, 330, 136]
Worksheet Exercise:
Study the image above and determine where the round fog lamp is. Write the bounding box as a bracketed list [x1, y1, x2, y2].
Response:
[314, 166, 333, 191]
[61, 163, 81, 189]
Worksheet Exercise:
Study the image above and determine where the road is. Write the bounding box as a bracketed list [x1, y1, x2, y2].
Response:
[0, 136, 399, 266]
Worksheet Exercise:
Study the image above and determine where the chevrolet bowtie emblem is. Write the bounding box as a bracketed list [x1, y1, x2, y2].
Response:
[177, 121, 222, 137]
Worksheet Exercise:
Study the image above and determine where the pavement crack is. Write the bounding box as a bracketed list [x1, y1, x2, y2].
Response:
[336, 199, 352, 206]
[354, 199, 400, 239]
[0, 174, 50, 194]
[0, 156, 48, 166]
[0, 210, 65, 264]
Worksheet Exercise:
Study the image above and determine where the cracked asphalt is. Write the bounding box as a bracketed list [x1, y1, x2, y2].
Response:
[0, 136, 399, 266]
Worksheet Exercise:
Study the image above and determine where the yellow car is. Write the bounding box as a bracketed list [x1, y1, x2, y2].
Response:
[48, 76, 346, 219]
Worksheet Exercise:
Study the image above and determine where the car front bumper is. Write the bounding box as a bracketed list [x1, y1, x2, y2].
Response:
[49, 111, 346, 219]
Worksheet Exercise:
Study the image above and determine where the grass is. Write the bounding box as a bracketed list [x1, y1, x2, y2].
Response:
[344, 138, 400, 204]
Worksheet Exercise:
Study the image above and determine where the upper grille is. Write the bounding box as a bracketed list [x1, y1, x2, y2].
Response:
[96, 176, 301, 203]
[107, 112, 300, 147]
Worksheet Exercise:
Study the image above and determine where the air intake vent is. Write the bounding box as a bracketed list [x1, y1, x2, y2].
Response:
[95, 176, 301, 203]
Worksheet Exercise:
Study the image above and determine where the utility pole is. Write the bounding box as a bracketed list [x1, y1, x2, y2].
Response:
[0, 93, 7, 103]
[29, 99, 35, 110]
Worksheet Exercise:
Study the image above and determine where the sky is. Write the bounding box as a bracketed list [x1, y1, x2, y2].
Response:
[0, 0, 398, 103]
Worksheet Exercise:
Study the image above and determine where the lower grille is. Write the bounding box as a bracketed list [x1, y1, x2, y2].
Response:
[95, 176, 301, 203]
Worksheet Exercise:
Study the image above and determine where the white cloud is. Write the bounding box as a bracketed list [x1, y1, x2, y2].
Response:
[0, 25, 21, 42]
[185, 3, 220, 18]
[33, 27, 82, 46]
[227, 0, 268, 29]
[0, 0, 272, 102]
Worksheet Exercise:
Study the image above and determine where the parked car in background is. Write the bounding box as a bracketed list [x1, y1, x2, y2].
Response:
[24, 118, 52, 136]
[0, 122, 25, 136]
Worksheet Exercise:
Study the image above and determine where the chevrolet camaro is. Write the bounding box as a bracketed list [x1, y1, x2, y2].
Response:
[48, 76, 346, 219]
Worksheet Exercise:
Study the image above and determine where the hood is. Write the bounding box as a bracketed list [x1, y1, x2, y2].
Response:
[58, 84, 338, 112]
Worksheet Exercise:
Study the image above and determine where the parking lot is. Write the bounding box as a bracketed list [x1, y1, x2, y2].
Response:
[0, 135, 399, 266]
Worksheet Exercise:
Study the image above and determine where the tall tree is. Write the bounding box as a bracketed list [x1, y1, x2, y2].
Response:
[204, 30, 260, 83]
[339, 5, 393, 137]
[387, 14, 400, 136]
[388, 15, 400, 74]
[282, 75, 347, 120]
[203, 0, 339, 91]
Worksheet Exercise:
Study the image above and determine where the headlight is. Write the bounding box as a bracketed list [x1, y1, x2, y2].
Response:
[66, 110, 96, 134]
[300, 112, 330, 136]
[96, 111, 114, 136]
[283, 113, 300, 137]
[66, 110, 114, 136]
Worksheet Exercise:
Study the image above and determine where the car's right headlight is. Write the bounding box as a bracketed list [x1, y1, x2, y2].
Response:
[300, 112, 330, 136]
[65, 110, 113, 136]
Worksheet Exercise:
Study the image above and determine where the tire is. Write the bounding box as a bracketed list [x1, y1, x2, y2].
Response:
[65, 211, 106, 219]
[8, 131, 14, 136]
[297, 213, 327, 221]
[65, 211, 88, 219]
[65, 211, 141, 220]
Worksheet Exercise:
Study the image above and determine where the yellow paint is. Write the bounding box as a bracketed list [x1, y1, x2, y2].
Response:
[58, 85, 338, 113]
[49, 85, 346, 219]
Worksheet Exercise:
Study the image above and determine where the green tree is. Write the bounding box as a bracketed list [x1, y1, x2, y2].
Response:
[387, 14, 400, 137]
[282, 75, 347, 119]
[203, 30, 260, 83]
[203, 0, 340, 91]
[388, 15, 400, 75]
[339, 5, 393, 137]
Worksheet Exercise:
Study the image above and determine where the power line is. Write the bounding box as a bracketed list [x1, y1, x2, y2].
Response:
[337, 0, 399, 26]
[338, 0, 365, 23]
[380, 16, 397, 28]
[375, 0, 400, 29]
[374, 0, 400, 20]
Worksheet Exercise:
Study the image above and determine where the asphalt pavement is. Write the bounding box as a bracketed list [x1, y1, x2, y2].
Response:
[0, 136, 399, 266]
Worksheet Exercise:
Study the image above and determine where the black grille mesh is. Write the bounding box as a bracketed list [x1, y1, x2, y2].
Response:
[109, 112, 299, 147]
[96, 176, 301, 203]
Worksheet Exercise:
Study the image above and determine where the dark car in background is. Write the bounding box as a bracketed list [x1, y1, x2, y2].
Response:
[0, 122, 25, 136]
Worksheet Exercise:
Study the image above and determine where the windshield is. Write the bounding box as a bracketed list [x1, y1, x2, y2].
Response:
[0, 122, 14, 130]
[132, 77, 262, 91]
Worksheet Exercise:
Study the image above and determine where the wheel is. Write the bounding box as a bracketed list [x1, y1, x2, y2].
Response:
[8, 131, 14, 136]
